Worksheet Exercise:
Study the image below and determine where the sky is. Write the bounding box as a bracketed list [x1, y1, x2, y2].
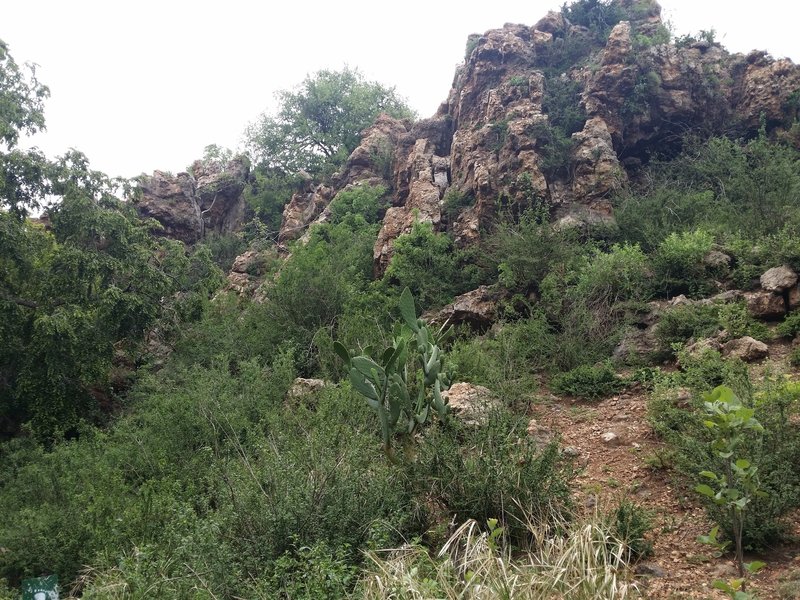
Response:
[4, 0, 799, 180]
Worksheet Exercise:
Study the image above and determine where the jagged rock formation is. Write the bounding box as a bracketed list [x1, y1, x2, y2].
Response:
[277, 0, 800, 279]
[135, 157, 250, 244]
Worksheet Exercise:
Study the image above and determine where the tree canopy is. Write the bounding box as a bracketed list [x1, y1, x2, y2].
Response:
[245, 67, 414, 177]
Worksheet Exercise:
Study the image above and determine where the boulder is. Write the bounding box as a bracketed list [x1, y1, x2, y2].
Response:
[428, 286, 504, 330]
[527, 418, 554, 446]
[722, 337, 769, 362]
[441, 382, 500, 426]
[760, 265, 798, 293]
[287, 378, 329, 398]
[745, 290, 787, 319]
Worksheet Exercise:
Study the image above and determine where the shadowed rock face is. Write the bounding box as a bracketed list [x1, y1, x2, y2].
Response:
[135, 157, 249, 244]
[275, 0, 800, 276]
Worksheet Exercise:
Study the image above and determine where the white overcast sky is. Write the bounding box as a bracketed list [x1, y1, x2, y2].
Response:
[4, 1, 799, 179]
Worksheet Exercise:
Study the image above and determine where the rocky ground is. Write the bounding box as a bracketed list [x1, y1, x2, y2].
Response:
[531, 342, 800, 599]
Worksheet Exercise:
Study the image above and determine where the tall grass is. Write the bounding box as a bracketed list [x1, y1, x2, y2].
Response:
[360, 511, 637, 600]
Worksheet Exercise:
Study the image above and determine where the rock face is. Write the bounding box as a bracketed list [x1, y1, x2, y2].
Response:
[136, 157, 250, 244]
[274, 0, 800, 296]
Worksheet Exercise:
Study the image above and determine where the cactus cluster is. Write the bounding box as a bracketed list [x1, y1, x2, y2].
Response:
[334, 287, 451, 460]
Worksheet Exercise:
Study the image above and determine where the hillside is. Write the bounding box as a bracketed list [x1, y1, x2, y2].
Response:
[2, 0, 800, 598]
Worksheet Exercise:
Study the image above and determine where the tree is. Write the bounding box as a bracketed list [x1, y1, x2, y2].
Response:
[245, 67, 414, 177]
[0, 40, 223, 441]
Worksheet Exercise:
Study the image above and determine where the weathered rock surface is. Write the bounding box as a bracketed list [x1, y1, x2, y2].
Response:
[442, 382, 500, 426]
[745, 290, 787, 319]
[287, 377, 329, 398]
[225, 249, 274, 298]
[760, 265, 798, 293]
[136, 157, 249, 244]
[722, 336, 769, 362]
[428, 286, 505, 330]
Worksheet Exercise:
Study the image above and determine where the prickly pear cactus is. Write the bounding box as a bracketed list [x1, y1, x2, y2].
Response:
[334, 287, 451, 460]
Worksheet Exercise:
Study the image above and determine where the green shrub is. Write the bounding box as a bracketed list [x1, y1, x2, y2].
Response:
[328, 183, 388, 224]
[486, 207, 581, 296]
[652, 230, 718, 297]
[263, 541, 359, 599]
[442, 188, 475, 223]
[383, 221, 485, 310]
[649, 375, 800, 548]
[778, 310, 800, 339]
[550, 363, 623, 400]
[608, 499, 653, 561]
[718, 302, 771, 341]
[656, 303, 721, 349]
[414, 410, 573, 541]
[448, 311, 555, 404]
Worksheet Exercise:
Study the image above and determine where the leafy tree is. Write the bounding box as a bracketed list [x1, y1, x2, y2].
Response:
[0, 41, 222, 441]
[246, 66, 414, 177]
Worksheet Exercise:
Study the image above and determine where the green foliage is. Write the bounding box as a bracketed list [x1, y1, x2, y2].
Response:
[441, 188, 474, 223]
[561, 0, 627, 37]
[649, 375, 800, 549]
[543, 75, 587, 138]
[263, 214, 379, 374]
[777, 310, 800, 339]
[335, 288, 451, 460]
[242, 168, 304, 239]
[695, 385, 766, 589]
[264, 541, 359, 599]
[607, 499, 653, 561]
[550, 362, 623, 400]
[656, 301, 770, 357]
[245, 66, 413, 177]
[0, 193, 220, 440]
[652, 230, 718, 297]
[486, 207, 580, 296]
[414, 409, 574, 540]
[656, 303, 721, 349]
[328, 183, 388, 224]
[528, 119, 576, 179]
[717, 302, 771, 341]
[448, 311, 556, 402]
[616, 135, 800, 248]
[383, 221, 485, 310]
[198, 231, 247, 272]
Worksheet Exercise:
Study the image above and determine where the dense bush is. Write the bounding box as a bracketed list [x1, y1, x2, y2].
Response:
[649, 375, 800, 548]
[550, 362, 624, 400]
[413, 410, 574, 541]
[382, 221, 486, 311]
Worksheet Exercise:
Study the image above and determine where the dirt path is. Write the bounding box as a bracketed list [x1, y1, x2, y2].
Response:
[531, 387, 800, 599]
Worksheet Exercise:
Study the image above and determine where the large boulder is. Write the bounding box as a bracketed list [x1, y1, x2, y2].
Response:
[722, 337, 769, 362]
[760, 265, 798, 293]
[428, 286, 505, 330]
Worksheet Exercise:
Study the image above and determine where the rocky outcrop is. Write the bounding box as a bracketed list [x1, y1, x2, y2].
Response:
[136, 157, 250, 244]
[279, 185, 335, 243]
[224, 248, 274, 299]
[272, 0, 800, 291]
[427, 286, 505, 330]
[746, 266, 800, 319]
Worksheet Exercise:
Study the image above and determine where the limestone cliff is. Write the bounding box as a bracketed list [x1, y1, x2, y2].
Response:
[277, 0, 800, 277]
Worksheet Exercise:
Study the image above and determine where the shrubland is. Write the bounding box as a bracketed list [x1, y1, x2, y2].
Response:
[4, 5, 800, 596]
